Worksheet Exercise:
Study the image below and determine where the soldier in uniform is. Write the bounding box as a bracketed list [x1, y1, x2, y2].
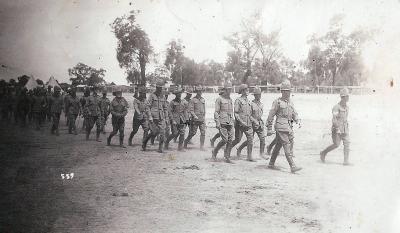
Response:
[31, 87, 46, 130]
[99, 88, 111, 134]
[65, 88, 81, 135]
[210, 89, 225, 147]
[266, 80, 302, 173]
[107, 87, 129, 147]
[128, 86, 149, 146]
[80, 88, 91, 131]
[184, 85, 206, 150]
[64, 88, 71, 126]
[320, 88, 350, 165]
[16, 88, 30, 127]
[45, 86, 53, 122]
[236, 86, 265, 157]
[142, 81, 167, 153]
[230, 84, 255, 161]
[49, 86, 63, 136]
[212, 83, 234, 163]
[163, 87, 171, 140]
[165, 87, 187, 151]
[84, 88, 102, 141]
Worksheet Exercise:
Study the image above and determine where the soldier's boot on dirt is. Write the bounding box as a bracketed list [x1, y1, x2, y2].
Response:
[128, 132, 134, 146]
[183, 136, 190, 149]
[107, 132, 115, 146]
[96, 130, 101, 142]
[200, 135, 205, 150]
[119, 136, 126, 148]
[158, 140, 164, 153]
[142, 134, 151, 151]
[343, 147, 350, 166]
[224, 143, 234, 164]
[259, 139, 265, 156]
[150, 136, 155, 145]
[236, 142, 246, 158]
[178, 134, 185, 151]
[284, 150, 302, 173]
[247, 144, 255, 162]
[212, 140, 224, 161]
[268, 146, 280, 170]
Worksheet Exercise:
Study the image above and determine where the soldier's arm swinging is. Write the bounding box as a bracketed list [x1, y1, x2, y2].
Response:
[214, 98, 221, 129]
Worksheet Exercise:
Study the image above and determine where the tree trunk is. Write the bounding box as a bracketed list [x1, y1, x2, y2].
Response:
[139, 54, 146, 85]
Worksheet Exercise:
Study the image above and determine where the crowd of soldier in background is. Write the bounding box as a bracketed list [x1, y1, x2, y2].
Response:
[0, 78, 351, 173]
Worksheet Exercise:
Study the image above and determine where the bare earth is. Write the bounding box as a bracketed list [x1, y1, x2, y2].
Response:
[1, 92, 399, 233]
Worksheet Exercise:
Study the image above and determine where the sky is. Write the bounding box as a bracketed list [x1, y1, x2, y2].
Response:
[0, 0, 399, 86]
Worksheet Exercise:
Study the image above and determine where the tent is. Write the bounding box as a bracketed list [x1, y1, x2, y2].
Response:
[46, 76, 61, 88]
[24, 76, 38, 90]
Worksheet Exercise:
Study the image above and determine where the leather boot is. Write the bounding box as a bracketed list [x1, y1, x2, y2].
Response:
[158, 140, 164, 153]
[119, 136, 126, 148]
[236, 142, 246, 158]
[128, 132, 134, 146]
[183, 137, 189, 149]
[224, 142, 234, 163]
[286, 154, 302, 173]
[178, 135, 185, 151]
[107, 134, 112, 146]
[96, 131, 101, 142]
[212, 140, 224, 161]
[142, 134, 151, 151]
[200, 135, 205, 150]
[247, 144, 255, 162]
[343, 148, 350, 165]
[259, 139, 265, 156]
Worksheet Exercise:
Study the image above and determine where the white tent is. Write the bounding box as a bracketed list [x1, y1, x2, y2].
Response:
[46, 76, 61, 88]
[24, 76, 38, 90]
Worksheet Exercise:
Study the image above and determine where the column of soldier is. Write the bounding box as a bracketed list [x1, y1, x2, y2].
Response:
[0, 80, 350, 174]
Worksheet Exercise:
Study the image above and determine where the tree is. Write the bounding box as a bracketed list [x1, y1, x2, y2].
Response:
[224, 13, 261, 84]
[164, 39, 185, 84]
[111, 10, 153, 85]
[36, 79, 44, 85]
[68, 62, 106, 87]
[17, 75, 30, 87]
[305, 15, 373, 86]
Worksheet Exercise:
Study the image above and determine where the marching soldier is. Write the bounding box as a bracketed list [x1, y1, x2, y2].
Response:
[210, 89, 225, 147]
[45, 86, 53, 122]
[165, 87, 187, 151]
[142, 81, 167, 153]
[16, 88, 30, 127]
[230, 84, 255, 162]
[80, 88, 91, 131]
[184, 85, 206, 150]
[65, 88, 81, 135]
[163, 87, 171, 140]
[64, 88, 71, 126]
[236, 86, 265, 157]
[84, 88, 102, 141]
[31, 88, 46, 130]
[107, 87, 129, 147]
[266, 80, 302, 173]
[128, 86, 149, 146]
[99, 88, 111, 134]
[320, 88, 350, 165]
[49, 86, 63, 136]
[212, 83, 234, 163]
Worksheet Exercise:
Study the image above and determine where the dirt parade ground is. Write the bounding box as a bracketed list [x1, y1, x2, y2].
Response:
[1, 92, 400, 233]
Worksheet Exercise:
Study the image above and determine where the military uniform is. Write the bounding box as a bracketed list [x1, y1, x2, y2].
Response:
[16, 89, 30, 127]
[99, 93, 111, 133]
[165, 88, 187, 151]
[45, 89, 53, 122]
[266, 81, 301, 173]
[230, 84, 254, 161]
[49, 88, 64, 135]
[237, 87, 265, 157]
[31, 90, 46, 130]
[64, 93, 71, 126]
[212, 84, 234, 162]
[142, 82, 167, 152]
[107, 93, 129, 147]
[184, 87, 206, 149]
[128, 90, 149, 145]
[65, 95, 81, 135]
[320, 88, 350, 165]
[84, 93, 102, 141]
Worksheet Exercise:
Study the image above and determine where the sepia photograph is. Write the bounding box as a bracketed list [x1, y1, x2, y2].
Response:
[0, 0, 399, 232]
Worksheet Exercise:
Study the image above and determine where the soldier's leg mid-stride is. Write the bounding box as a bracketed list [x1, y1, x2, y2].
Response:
[210, 132, 221, 148]
[212, 124, 234, 163]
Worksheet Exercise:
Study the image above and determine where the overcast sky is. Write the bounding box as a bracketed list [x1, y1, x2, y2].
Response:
[0, 0, 399, 85]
